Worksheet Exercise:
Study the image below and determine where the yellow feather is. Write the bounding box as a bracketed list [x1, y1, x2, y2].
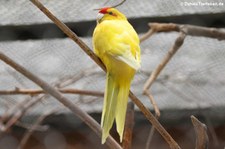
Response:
[92, 7, 141, 144]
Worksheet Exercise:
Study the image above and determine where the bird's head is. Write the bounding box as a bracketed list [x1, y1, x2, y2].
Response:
[97, 7, 127, 23]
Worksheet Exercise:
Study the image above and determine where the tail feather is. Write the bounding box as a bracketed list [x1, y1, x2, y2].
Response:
[115, 82, 130, 142]
[101, 73, 119, 144]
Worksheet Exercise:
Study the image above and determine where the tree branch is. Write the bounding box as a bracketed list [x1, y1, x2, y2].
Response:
[141, 23, 225, 92]
[141, 23, 225, 42]
[0, 88, 104, 97]
[0, 52, 122, 149]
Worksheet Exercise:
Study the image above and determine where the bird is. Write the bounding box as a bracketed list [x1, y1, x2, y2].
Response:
[92, 7, 141, 144]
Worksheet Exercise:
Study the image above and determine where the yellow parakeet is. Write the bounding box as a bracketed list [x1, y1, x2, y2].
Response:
[92, 7, 141, 144]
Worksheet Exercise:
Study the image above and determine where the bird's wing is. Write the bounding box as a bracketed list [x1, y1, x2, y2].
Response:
[107, 23, 141, 70]
[109, 42, 140, 70]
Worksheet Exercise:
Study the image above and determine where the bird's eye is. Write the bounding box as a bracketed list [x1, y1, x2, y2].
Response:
[108, 12, 113, 15]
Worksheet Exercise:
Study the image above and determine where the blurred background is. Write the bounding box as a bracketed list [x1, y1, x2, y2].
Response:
[0, 0, 225, 148]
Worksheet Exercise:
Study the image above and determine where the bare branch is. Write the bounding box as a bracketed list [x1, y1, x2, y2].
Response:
[141, 23, 225, 90]
[0, 97, 31, 123]
[141, 23, 225, 43]
[191, 115, 209, 149]
[94, 0, 126, 10]
[0, 52, 122, 149]
[149, 23, 180, 32]
[55, 66, 98, 88]
[122, 102, 135, 149]
[144, 93, 160, 149]
[145, 92, 160, 149]
[19, 110, 56, 149]
[144, 91, 160, 117]
[140, 29, 155, 43]
[111, 0, 126, 8]
[103, 0, 111, 6]
[0, 88, 104, 97]
[145, 126, 156, 149]
[0, 95, 48, 135]
[15, 121, 48, 132]
[143, 32, 186, 92]
[182, 24, 225, 40]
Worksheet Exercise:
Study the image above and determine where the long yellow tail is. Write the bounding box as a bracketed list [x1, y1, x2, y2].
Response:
[101, 72, 131, 144]
[115, 80, 130, 142]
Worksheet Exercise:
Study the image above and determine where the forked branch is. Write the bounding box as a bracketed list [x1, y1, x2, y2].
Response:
[143, 32, 186, 93]
[142, 23, 225, 92]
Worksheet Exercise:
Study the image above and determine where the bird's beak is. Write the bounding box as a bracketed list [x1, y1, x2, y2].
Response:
[97, 13, 104, 24]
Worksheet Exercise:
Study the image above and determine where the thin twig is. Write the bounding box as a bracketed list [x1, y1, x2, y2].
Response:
[55, 66, 97, 88]
[0, 95, 48, 135]
[0, 52, 122, 149]
[0, 88, 104, 97]
[1, 110, 22, 133]
[19, 109, 56, 149]
[143, 32, 186, 92]
[29, 1, 181, 148]
[191, 115, 209, 149]
[111, 0, 126, 8]
[103, 0, 111, 6]
[144, 92, 160, 149]
[140, 29, 155, 43]
[122, 102, 135, 149]
[145, 126, 156, 149]
[145, 96, 160, 149]
[94, 0, 126, 10]
[0, 96, 31, 124]
[15, 121, 49, 132]
[144, 91, 160, 117]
